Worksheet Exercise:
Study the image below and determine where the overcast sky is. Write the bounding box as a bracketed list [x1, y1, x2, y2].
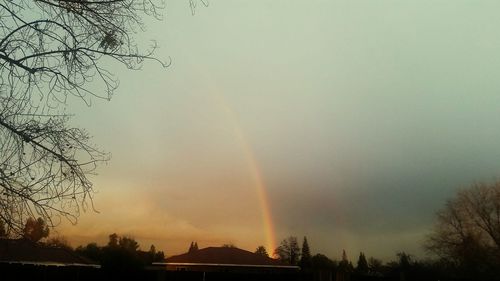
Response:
[58, 0, 500, 262]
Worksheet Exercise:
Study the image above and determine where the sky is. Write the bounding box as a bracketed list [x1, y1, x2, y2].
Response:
[56, 0, 500, 262]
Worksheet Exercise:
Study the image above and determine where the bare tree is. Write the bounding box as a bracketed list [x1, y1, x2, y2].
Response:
[274, 236, 300, 265]
[189, 0, 208, 15]
[0, 0, 172, 235]
[426, 181, 500, 273]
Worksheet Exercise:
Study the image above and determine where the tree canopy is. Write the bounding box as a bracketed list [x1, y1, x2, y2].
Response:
[311, 253, 337, 270]
[22, 217, 49, 242]
[255, 245, 269, 257]
[274, 236, 301, 265]
[426, 181, 500, 276]
[77, 233, 164, 271]
[300, 236, 312, 268]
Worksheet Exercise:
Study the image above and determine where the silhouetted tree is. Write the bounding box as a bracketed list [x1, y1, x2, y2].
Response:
[22, 217, 49, 242]
[77, 234, 155, 268]
[274, 236, 301, 265]
[108, 233, 119, 248]
[101, 234, 143, 271]
[300, 236, 312, 268]
[188, 241, 200, 253]
[426, 181, 500, 275]
[119, 236, 140, 252]
[337, 250, 353, 281]
[255, 245, 269, 257]
[340, 250, 348, 267]
[356, 252, 369, 274]
[368, 257, 383, 274]
[222, 243, 235, 248]
[338, 250, 353, 272]
[0, 0, 169, 234]
[46, 235, 72, 250]
[397, 252, 412, 270]
[76, 242, 102, 262]
[311, 253, 337, 269]
[154, 250, 165, 262]
[389, 252, 413, 281]
[148, 244, 165, 262]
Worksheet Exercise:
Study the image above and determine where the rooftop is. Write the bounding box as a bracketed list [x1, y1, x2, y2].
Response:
[0, 238, 99, 267]
[164, 247, 288, 267]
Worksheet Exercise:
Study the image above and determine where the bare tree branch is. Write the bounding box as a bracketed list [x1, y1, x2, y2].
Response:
[426, 181, 500, 274]
[0, 0, 172, 235]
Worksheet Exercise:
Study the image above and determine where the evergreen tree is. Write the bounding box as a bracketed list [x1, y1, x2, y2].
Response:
[337, 250, 353, 281]
[339, 249, 352, 272]
[300, 236, 312, 268]
[188, 241, 199, 253]
[341, 250, 348, 265]
[348, 261, 355, 272]
[356, 252, 369, 274]
[149, 244, 165, 262]
[154, 250, 165, 262]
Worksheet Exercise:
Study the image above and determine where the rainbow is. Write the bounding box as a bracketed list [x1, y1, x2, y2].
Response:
[216, 95, 277, 253]
[188, 62, 277, 254]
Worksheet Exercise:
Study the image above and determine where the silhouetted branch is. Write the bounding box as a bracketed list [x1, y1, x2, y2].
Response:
[0, 0, 168, 235]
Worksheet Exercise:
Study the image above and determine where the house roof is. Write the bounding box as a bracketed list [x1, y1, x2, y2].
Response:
[163, 247, 288, 267]
[0, 238, 99, 267]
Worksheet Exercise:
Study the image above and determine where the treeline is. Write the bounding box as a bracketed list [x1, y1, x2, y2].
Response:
[1, 217, 165, 271]
[75, 233, 165, 270]
[253, 235, 497, 281]
[253, 237, 431, 280]
[252, 181, 500, 281]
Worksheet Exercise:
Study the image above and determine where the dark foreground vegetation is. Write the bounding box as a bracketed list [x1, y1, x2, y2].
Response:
[2, 233, 498, 281]
[2, 261, 500, 281]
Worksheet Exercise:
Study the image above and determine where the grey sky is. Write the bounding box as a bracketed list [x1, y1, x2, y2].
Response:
[62, 1, 500, 261]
